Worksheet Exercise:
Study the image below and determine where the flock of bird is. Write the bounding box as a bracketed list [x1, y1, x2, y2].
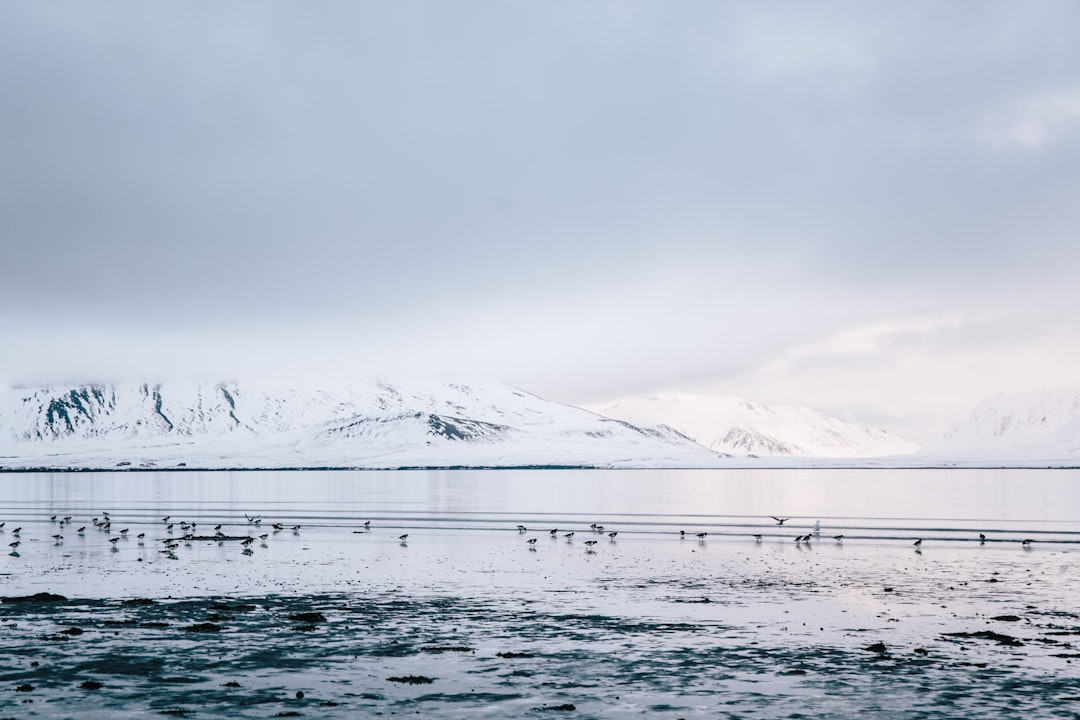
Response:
[1, 513, 303, 559]
[0, 514, 1040, 559]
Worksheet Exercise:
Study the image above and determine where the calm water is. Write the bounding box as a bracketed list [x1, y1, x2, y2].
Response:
[1, 469, 1078, 718]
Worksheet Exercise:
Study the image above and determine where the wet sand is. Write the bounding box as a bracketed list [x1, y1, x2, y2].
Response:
[2, 516, 1078, 719]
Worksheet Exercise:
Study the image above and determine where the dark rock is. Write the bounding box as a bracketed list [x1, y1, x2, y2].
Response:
[15, 684, 33, 692]
[864, 642, 888, 654]
[944, 631, 1024, 647]
[3, 592, 68, 604]
[537, 704, 577, 712]
[497, 651, 535, 659]
[295, 691, 304, 699]
[121, 598, 156, 607]
[991, 615, 1022, 622]
[80, 680, 103, 690]
[914, 648, 929, 656]
[61, 627, 84, 635]
[183, 622, 222, 633]
[288, 612, 327, 623]
[386, 675, 434, 685]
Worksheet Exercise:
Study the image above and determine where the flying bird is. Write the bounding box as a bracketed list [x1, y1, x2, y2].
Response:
[772, 517, 790, 526]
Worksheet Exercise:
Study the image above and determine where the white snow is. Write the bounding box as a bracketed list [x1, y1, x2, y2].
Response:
[588, 392, 921, 458]
[0, 379, 726, 470]
[931, 387, 1080, 462]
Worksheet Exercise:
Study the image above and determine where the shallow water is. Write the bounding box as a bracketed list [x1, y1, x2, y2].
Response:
[1, 469, 1078, 718]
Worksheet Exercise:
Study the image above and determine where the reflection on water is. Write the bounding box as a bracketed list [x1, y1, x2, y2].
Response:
[2, 468, 1078, 538]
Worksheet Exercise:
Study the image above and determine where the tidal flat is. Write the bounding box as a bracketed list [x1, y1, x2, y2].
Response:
[1, 469, 1078, 718]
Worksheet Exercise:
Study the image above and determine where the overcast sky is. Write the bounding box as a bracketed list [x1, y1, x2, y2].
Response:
[2, 1, 1079, 442]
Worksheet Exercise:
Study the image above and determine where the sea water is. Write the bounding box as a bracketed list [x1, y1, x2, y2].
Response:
[0, 469, 1077, 718]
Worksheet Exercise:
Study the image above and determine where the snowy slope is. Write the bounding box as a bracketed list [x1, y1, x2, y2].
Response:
[0, 379, 726, 470]
[589, 392, 920, 458]
[938, 388, 1080, 460]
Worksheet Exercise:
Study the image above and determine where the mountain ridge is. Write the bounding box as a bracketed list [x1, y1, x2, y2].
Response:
[0, 379, 725, 470]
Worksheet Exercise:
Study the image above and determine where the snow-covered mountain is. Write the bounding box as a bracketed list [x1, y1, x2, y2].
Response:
[0, 379, 726, 470]
[940, 388, 1080, 459]
[588, 392, 920, 458]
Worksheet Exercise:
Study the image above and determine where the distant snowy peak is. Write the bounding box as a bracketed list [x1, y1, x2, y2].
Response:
[0, 379, 725, 470]
[589, 392, 919, 458]
[943, 388, 1080, 451]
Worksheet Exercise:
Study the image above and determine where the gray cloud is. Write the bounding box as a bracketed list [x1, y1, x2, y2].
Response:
[3, 1, 1079, 435]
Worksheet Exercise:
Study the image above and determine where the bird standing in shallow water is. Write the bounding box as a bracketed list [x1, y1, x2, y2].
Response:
[833, 535, 844, 542]
[979, 533, 986, 544]
[913, 539, 922, 548]
[526, 538, 537, 545]
[398, 534, 408, 542]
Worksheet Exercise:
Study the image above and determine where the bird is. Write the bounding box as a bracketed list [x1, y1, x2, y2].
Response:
[517, 525, 527, 533]
[679, 530, 685, 538]
[1022, 538, 1033, 547]
[590, 523, 598, 530]
[214, 524, 222, 531]
[137, 533, 145, 543]
[564, 532, 574, 539]
[161, 516, 170, 523]
[166, 524, 174, 532]
[273, 523, 284, 531]
[913, 539, 922, 548]
[833, 535, 844, 542]
[398, 534, 409, 541]
[241, 537, 254, 546]
[0, 522, 4, 529]
[753, 534, 762, 542]
[109, 537, 120, 545]
[979, 533, 986, 544]
[584, 540, 598, 547]
[9, 541, 20, 549]
[77, 527, 86, 534]
[51, 515, 57, 522]
[12, 527, 21, 535]
[526, 538, 538, 545]
[363, 521, 370, 528]
[772, 517, 790, 526]
[696, 532, 707, 540]
[549, 529, 558, 536]
[119, 528, 129, 536]
[52, 534, 63, 543]
[608, 531, 618, 539]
